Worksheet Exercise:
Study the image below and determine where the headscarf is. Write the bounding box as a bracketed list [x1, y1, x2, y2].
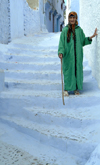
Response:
[67, 11, 78, 43]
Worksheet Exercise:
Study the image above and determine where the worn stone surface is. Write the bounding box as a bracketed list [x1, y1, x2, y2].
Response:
[0, 141, 47, 165]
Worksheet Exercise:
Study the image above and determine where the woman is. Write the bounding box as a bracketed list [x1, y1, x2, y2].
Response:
[58, 11, 97, 96]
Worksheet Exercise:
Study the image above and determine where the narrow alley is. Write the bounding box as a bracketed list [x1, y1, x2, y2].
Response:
[0, 32, 100, 165]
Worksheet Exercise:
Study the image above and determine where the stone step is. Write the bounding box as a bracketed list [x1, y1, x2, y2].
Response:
[0, 61, 60, 71]
[5, 49, 58, 57]
[0, 91, 100, 129]
[24, 105, 100, 124]
[1, 85, 100, 98]
[84, 67, 92, 77]
[4, 52, 90, 65]
[8, 44, 58, 51]
[4, 69, 91, 82]
[0, 89, 62, 98]
[1, 32, 97, 165]
[0, 115, 97, 161]
[1, 92, 99, 130]
[5, 78, 61, 91]
[0, 123, 80, 165]
[0, 89, 100, 109]
[7, 47, 58, 56]
[4, 77, 96, 92]
[0, 140, 48, 165]
[5, 70, 61, 80]
[4, 54, 59, 63]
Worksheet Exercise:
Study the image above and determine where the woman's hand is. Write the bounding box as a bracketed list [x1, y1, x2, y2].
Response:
[59, 54, 63, 60]
[93, 28, 98, 37]
[90, 28, 98, 39]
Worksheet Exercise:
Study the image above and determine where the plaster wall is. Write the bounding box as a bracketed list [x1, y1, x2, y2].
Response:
[0, 0, 10, 44]
[66, 0, 71, 24]
[80, 0, 100, 87]
[10, 0, 24, 40]
[0, 0, 47, 43]
[24, 0, 40, 36]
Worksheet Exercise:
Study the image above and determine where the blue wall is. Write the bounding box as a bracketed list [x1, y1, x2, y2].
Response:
[45, 2, 61, 32]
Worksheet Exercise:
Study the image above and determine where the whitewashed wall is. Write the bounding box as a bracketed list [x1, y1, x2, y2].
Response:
[80, 0, 100, 88]
[66, 0, 71, 24]
[0, 0, 47, 43]
[0, 0, 10, 44]
[10, 0, 24, 40]
[24, 0, 40, 36]
[39, 0, 47, 32]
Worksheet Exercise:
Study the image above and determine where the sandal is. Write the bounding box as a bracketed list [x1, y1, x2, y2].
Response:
[74, 90, 80, 95]
[64, 91, 69, 96]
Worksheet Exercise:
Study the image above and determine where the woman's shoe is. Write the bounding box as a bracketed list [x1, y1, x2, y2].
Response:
[74, 90, 80, 95]
[64, 91, 69, 96]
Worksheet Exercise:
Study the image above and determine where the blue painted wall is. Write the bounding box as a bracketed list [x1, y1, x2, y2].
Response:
[45, 1, 63, 32]
[54, 15, 61, 32]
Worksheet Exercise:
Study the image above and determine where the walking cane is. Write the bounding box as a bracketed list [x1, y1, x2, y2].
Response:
[61, 58, 65, 105]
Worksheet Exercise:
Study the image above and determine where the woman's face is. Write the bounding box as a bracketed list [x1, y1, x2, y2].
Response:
[69, 16, 76, 25]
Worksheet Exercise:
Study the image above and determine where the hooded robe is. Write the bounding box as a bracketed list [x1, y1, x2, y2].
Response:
[58, 25, 92, 91]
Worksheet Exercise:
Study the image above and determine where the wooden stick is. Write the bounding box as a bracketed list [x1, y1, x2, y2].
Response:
[61, 58, 65, 105]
